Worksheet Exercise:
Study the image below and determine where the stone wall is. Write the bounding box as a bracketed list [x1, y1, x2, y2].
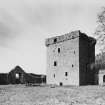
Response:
[46, 30, 96, 86]
[45, 30, 80, 46]
[46, 31, 80, 86]
[79, 33, 96, 85]
[0, 73, 8, 84]
[47, 36, 79, 85]
[98, 70, 105, 85]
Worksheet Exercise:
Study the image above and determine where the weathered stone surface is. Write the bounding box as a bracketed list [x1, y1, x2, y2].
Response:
[46, 30, 96, 86]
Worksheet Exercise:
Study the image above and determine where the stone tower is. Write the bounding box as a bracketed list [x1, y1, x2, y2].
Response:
[45, 30, 96, 86]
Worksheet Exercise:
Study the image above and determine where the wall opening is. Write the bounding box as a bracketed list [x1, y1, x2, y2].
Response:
[54, 38, 57, 43]
[103, 75, 105, 82]
[72, 64, 74, 67]
[54, 74, 55, 78]
[54, 61, 57, 66]
[16, 73, 19, 79]
[72, 35, 75, 39]
[65, 72, 68, 76]
[15, 73, 20, 84]
[59, 82, 63, 86]
[58, 48, 60, 53]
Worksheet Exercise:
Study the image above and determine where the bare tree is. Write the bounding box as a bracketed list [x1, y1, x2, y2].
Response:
[95, 7, 105, 52]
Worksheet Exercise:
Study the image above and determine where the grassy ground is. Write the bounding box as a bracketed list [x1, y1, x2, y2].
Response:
[0, 85, 105, 105]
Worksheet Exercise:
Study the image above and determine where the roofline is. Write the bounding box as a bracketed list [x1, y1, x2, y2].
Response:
[45, 30, 96, 46]
[45, 30, 80, 46]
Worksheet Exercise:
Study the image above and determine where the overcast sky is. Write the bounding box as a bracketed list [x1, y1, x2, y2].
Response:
[0, 0, 104, 74]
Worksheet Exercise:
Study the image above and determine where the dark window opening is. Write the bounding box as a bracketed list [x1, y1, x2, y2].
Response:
[72, 35, 74, 39]
[74, 51, 75, 54]
[72, 64, 74, 67]
[59, 82, 63, 86]
[58, 48, 60, 53]
[103, 75, 105, 82]
[54, 74, 55, 78]
[65, 72, 68, 76]
[54, 38, 57, 43]
[54, 61, 57, 66]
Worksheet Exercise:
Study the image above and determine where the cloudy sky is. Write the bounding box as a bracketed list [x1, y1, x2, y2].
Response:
[0, 0, 104, 74]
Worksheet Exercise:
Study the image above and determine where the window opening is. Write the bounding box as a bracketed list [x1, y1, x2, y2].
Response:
[54, 38, 57, 43]
[103, 75, 105, 82]
[72, 64, 74, 67]
[59, 82, 63, 86]
[58, 48, 60, 53]
[65, 72, 68, 76]
[54, 74, 55, 78]
[54, 61, 57, 66]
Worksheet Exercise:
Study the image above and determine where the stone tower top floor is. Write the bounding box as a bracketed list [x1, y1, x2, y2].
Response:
[45, 30, 96, 46]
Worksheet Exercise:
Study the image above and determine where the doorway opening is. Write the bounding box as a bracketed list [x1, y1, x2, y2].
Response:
[59, 82, 63, 86]
[16, 73, 19, 79]
[15, 73, 21, 84]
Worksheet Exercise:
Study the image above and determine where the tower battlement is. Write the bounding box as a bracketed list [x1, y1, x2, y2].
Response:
[45, 30, 96, 46]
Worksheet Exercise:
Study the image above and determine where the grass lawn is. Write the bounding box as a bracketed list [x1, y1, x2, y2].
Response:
[0, 85, 105, 105]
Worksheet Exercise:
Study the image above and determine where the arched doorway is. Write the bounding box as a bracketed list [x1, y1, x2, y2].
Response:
[103, 75, 105, 83]
[16, 73, 19, 79]
[15, 73, 20, 84]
